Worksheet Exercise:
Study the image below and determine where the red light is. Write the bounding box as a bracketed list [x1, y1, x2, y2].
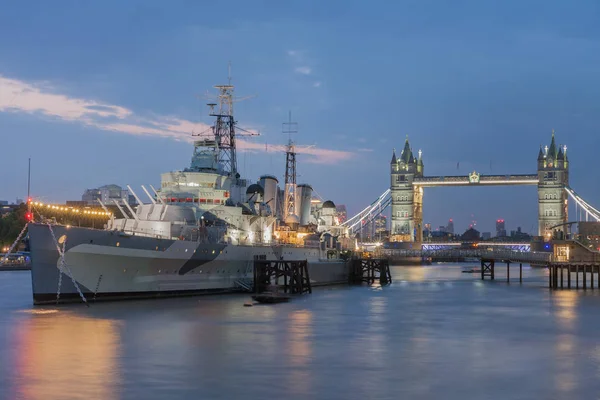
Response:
[25, 212, 33, 222]
[27, 197, 32, 203]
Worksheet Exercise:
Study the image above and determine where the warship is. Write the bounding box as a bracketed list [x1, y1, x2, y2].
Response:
[28, 78, 352, 304]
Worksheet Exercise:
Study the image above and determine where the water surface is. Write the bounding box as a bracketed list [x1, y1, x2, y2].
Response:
[1, 264, 600, 399]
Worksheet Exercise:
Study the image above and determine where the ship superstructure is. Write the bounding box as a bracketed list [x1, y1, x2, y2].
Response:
[103, 81, 347, 247]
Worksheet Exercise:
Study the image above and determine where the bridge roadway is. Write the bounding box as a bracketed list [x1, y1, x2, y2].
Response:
[413, 174, 539, 187]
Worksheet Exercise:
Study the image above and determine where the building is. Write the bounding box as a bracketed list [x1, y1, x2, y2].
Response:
[390, 137, 424, 242]
[335, 205, 347, 224]
[461, 227, 480, 241]
[82, 184, 135, 206]
[481, 232, 491, 240]
[578, 222, 600, 251]
[446, 219, 454, 234]
[537, 131, 569, 237]
[496, 219, 506, 237]
[374, 215, 388, 240]
[0, 200, 8, 206]
[510, 227, 531, 241]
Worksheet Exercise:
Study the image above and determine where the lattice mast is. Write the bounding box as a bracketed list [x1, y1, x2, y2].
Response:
[210, 81, 238, 177]
[283, 111, 298, 219]
[198, 65, 257, 177]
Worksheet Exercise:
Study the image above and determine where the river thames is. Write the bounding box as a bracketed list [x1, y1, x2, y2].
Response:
[1, 264, 600, 399]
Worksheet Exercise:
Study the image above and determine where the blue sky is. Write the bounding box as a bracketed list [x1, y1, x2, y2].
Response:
[1, 0, 599, 234]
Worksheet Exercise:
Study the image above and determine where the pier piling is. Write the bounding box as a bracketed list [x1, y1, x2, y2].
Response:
[481, 259, 495, 280]
[253, 260, 312, 295]
[519, 263, 522, 283]
[349, 258, 391, 285]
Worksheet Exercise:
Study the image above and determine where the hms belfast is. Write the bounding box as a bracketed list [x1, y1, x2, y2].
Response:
[28, 78, 351, 304]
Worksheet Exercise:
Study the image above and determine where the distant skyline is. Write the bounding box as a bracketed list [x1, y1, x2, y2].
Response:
[1, 1, 600, 234]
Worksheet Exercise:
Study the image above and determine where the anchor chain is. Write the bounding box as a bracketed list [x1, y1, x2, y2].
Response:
[0, 223, 29, 265]
[93, 274, 103, 302]
[47, 224, 89, 307]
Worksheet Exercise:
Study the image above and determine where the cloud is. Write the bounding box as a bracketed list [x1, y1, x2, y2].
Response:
[357, 148, 374, 152]
[240, 141, 352, 164]
[0, 75, 353, 164]
[294, 66, 311, 75]
[313, 81, 322, 88]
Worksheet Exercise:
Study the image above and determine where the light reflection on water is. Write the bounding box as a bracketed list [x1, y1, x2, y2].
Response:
[2, 264, 600, 399]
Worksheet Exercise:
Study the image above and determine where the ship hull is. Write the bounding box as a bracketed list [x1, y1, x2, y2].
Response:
[28, 223, 349, 304]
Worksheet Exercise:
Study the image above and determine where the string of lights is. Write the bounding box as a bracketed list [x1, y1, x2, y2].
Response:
[29, 200, 113, 219]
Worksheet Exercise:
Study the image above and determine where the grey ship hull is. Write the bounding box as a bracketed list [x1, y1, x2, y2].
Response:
[28, 223, 349, 304]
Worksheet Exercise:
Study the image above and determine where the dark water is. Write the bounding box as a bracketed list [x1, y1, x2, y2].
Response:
[2, 264, 600, 400]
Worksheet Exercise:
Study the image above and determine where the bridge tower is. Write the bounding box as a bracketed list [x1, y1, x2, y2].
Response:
[537, 130, 569, 238]
[390, 137, 424, 243]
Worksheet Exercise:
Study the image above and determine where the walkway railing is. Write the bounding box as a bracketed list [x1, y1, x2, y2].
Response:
[379, 248, 552, 264]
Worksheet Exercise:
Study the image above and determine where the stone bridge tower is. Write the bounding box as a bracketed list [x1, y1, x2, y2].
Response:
[390, 137, 424, 243]
[537, 131, 569, 238]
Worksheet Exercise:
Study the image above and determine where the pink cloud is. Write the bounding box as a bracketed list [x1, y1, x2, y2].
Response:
[0, 74, 354, 164]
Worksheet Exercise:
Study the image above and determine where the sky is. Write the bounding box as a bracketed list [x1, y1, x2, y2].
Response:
[1, 0, 600, 234]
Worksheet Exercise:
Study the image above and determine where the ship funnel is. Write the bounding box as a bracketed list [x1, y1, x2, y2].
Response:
[296, 184, 313, 225]
[259, 175, 279, 217]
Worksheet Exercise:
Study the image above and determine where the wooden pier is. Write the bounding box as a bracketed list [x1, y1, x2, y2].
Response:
[548, 263, 600, 290]
[349, 258, 392, 285]
[253, 259, 312, 295]
[480, 259, 523, 283]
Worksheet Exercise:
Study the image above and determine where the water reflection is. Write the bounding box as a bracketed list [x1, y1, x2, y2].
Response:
[286, 309, 313, 396]
[552, 290, 578, 330]
[8, 311, 120, 400]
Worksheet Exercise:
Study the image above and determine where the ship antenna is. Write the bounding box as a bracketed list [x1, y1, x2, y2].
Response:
[228, 61, 232, 86]
[283, 111, 298, 219]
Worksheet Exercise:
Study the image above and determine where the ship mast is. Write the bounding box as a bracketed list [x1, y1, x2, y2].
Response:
[283, 111, 297, 219]
[198, 65, 257, 177]
[210, 82, 238, 177]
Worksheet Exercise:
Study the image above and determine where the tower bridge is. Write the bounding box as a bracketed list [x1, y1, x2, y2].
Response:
[342, 131, 600, 244]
